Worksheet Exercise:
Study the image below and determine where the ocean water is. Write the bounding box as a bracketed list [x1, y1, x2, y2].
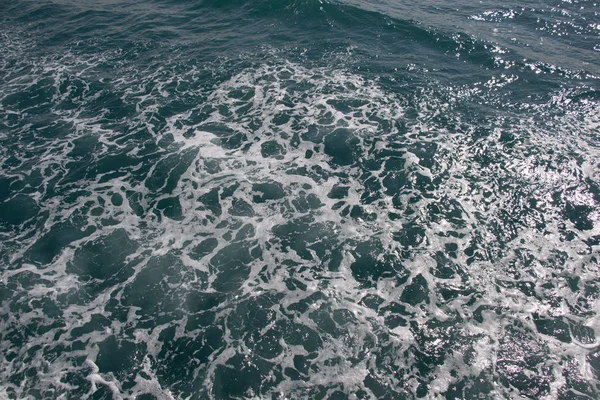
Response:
[1, 0, 599, 398]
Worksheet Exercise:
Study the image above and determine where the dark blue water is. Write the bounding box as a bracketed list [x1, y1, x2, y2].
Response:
[1, 0, 599, 398]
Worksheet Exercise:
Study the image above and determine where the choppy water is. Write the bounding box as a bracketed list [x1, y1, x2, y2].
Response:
[1, 0, 599, 398]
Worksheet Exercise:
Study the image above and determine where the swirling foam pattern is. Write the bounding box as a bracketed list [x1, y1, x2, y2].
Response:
[1, 0, 599, 398]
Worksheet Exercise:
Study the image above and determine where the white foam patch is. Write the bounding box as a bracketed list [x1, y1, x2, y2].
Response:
[1, 27, 600, 398]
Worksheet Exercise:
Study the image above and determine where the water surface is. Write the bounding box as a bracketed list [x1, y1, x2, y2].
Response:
[1, 0, 599, 398]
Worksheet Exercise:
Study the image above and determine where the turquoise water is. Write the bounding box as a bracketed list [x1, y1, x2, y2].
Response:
[1, 0, 599, 398]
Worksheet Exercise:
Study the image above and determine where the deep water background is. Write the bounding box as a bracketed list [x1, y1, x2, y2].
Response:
[1, 0, 600, 399]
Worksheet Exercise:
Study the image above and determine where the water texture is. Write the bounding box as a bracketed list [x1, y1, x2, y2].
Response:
[1, 0, 599, 398]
